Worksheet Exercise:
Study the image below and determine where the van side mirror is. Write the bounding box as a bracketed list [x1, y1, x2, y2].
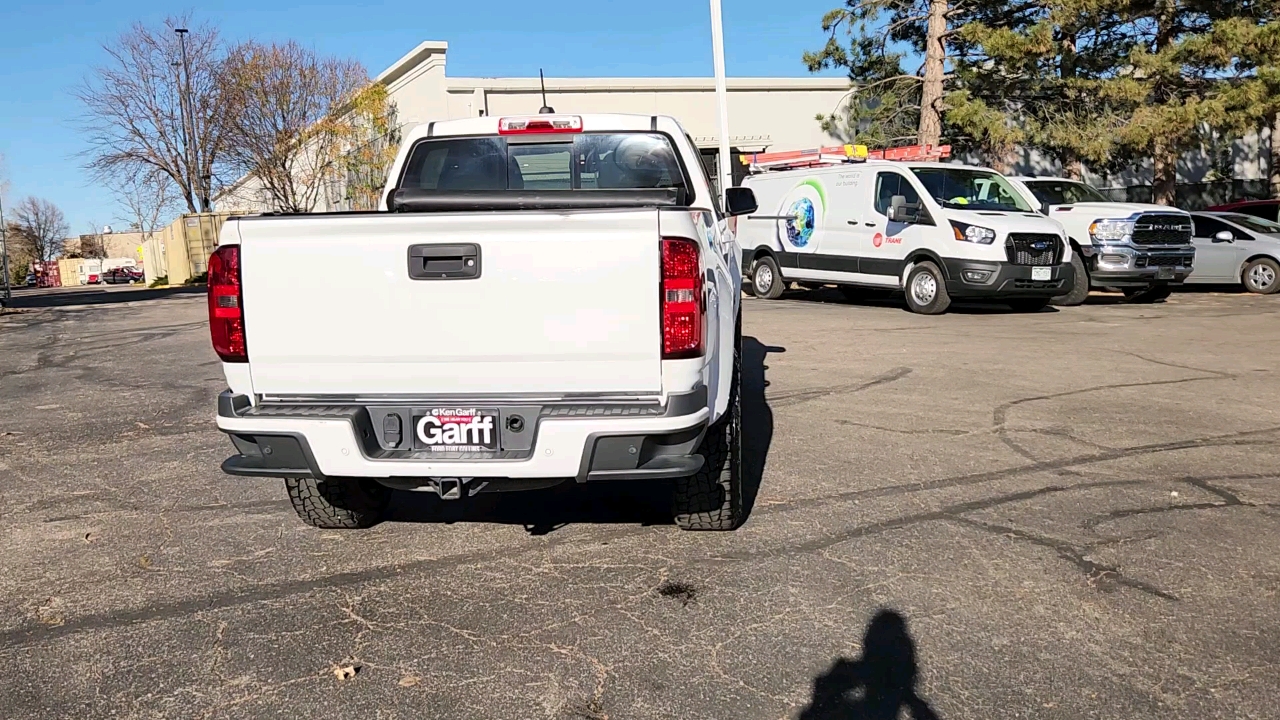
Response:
[725, 187, 758, 217]
[1212, 230, 1234, 243]
[1040, 201, 1051, 216]
[888, 194, 921, 224]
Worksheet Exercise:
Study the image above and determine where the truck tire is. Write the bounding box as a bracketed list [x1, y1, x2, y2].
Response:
[1050, 252, 1090, 306]
[1242, 257, 1280, 294]
[903, 261, 950, 314]
[674, 319, 743, 531]
[285, 477, 390, 529]
[1123, 284, 1172, 303]
[1008, 298, 1051, 313]
[750, 256, 785, 300]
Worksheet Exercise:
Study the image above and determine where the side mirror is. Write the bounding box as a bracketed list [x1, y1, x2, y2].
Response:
[888, 194, 920, 224]
[1040, 201, 1051, 216]
[1213, 230, 1234, 243]
[725, 187, 758, 217]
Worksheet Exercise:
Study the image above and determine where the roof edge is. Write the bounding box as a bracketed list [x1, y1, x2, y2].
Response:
[447, 76, 851, 92]
[375, 41, 449, 86]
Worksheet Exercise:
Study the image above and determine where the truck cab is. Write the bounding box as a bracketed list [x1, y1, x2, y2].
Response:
[739, 158, 1075, 314]
[1006, 176, 1195, 305]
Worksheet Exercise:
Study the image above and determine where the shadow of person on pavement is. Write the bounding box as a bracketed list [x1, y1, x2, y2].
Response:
[798, 610, 940, 720]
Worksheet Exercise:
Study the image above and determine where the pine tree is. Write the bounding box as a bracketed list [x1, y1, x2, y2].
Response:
[803, 0, 956, 148]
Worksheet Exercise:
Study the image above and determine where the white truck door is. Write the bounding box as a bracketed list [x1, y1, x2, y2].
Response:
[864, 170, 931, 282]
[692, 208, 737, 419]
[813, 171, 870, 274]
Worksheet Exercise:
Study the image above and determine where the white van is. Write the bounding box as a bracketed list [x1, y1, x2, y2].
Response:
[738, 160, 1076, 313]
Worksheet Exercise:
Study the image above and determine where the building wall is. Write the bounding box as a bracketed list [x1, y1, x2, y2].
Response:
[216, 41, 850, 214]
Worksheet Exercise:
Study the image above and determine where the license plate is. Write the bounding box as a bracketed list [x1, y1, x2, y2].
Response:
[412, 408, 500, 451]
[1157, 267, 1175, 280]
[1031, 266, 1051, 281]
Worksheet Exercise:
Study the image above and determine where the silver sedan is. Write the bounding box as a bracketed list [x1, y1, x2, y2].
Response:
[1186, 211, 1280, 294]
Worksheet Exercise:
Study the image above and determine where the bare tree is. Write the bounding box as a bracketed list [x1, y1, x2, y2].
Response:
[220, 41, 369, 213]
[11, 198, 69, 262]
[77, 15, 230, 214]
[113, 167, 178, 241]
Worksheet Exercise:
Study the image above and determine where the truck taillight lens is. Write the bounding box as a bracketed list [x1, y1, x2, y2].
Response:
[208, 245, 247, 363]
[661, 238, 703, 359]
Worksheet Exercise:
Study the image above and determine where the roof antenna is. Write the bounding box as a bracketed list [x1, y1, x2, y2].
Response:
[538, 69, 554, 114]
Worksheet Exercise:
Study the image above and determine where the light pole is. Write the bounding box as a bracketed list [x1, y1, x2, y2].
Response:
[0, 193, 10, 306]
[175, 28, 203, 212]
[709, 0, 733, 203]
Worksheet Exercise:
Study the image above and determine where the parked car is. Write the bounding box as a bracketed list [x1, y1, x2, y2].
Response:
[1207, 199, 1279, 223]
[24, 273, 36, 287]
[212, 113, 755, 532]
[1187, 212, 1280, 294]
[101, 267, 143, 284]
[739, 160, 1074, 314]
[1006, 176, 1195, 305]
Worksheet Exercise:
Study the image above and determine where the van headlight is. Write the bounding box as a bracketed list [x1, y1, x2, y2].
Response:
[1089, 219, 1134, 244]
[949, 221, 996, 244]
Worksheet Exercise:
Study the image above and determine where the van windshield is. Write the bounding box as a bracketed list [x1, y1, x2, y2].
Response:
[910, 167, 1033, 212]
[398, 133, 691, 198]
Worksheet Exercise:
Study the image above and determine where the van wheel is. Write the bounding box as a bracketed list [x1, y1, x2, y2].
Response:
[674, 321, 743, 531]
[1123, 284, 1172, 303]
[1050, 253, 1090, 306]
[750, 256, 785, 300]
[903, 261, 950, 314]
[1242, 258, 1280, 294]
[285, 477, 390, 529]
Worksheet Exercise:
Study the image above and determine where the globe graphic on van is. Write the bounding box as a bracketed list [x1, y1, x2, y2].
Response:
[786, 197, 816, 247]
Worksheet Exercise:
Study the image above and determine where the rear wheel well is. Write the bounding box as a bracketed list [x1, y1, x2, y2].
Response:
[1241, 254, 1280, 280]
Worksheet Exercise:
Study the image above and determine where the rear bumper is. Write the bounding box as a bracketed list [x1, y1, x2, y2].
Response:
[941, 259, 1074, 298]
[215, 390, 709, 485]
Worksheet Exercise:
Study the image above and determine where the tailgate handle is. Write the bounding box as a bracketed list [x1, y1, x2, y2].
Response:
[408, 243, 481, 280]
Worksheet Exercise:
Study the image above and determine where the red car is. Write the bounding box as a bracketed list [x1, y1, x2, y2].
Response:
[1207, 199, 1279, 222]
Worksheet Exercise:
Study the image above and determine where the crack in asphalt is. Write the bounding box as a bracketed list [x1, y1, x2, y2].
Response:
[766, 366, 913, 409]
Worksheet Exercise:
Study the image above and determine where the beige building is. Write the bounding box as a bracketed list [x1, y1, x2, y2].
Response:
[217, 40, 852, 213]
[62, 229, 146, 262]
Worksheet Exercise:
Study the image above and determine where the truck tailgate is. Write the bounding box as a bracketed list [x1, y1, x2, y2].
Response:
[237, 210, 663, 396]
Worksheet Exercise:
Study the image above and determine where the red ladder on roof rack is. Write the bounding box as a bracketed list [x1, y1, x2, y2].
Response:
[741, 143, 951, 172]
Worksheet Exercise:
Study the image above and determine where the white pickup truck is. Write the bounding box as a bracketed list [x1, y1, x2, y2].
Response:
[1006, 176, 1195, 305]
[210, 113, 759, 531]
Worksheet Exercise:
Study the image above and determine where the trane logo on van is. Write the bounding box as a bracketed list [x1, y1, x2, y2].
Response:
[415, 409, 497, 449]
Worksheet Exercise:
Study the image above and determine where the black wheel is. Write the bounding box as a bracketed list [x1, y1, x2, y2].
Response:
[750, 255, 785, 300]
[1008, 298, 1051, 313]
[903, 261, 951, 314]
[1123, 284, 1172, 303]
[674, 318, 743, 531]
[1242, 257, 1280, 294]
[285, 477, 390, 529]
[1050, 251, 1090, 306]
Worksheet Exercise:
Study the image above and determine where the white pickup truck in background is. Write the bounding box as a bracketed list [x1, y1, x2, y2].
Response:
[210, 113, 759, 531]
[1006, 176, 1196, 305]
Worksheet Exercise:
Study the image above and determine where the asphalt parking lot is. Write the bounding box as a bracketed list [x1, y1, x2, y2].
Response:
[2, 286, 1279, 719]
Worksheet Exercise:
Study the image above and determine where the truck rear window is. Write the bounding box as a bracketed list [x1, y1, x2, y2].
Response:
[398, 133, 690, 196]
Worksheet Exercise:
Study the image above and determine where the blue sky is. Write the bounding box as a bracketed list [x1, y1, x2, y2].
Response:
[0, 0, 847, 234]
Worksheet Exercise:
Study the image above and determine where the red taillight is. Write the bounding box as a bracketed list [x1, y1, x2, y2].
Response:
[661, 238, 704, 359]
[208, 245, 246, 363]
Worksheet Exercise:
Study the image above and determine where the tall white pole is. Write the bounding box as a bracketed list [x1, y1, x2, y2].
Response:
[709, 0, 732, 203]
